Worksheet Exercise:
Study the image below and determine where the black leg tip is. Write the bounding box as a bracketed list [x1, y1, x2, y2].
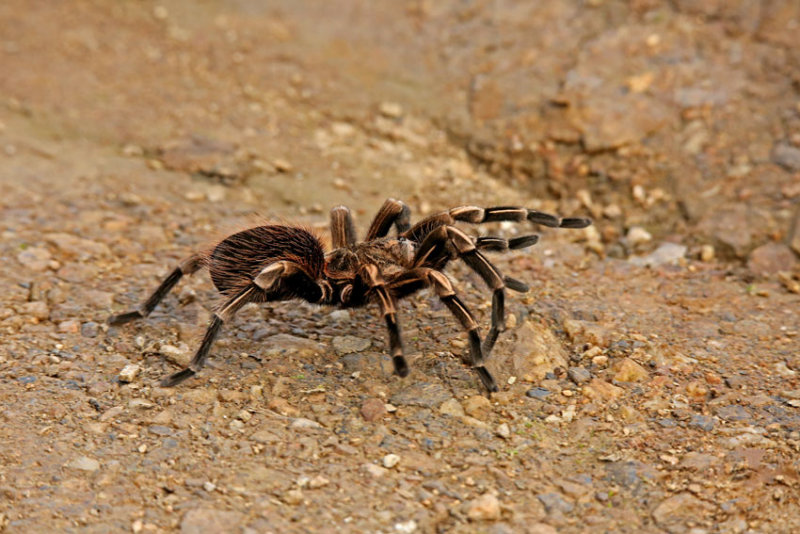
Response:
[108, 310, 143, 326]
[393, 356, 410, 377]
[559, 217, 592, 229]
[160, 368, 195, 387]
[476, 366, 498, 393]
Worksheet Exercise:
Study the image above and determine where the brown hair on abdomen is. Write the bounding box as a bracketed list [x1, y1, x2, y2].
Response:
[208, 225, 325, 295]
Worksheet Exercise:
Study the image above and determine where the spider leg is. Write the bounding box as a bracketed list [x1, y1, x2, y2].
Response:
[402, 205, 590, 243]
[413, 226, 510, 361]
[388, 268, 498, 393]
[109, 253, 205, 325]
[359, 264, 408, 377]
[365, 198, 411, 240]
[330, 205, 357, 248]
[475, 234, 540, 252]
[161, 260, 326, 386]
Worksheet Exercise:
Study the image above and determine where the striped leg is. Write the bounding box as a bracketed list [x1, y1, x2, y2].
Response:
[109, 253, 204, 325]
[388, 268, 498, 393]
[365, 198, 412, 240]
[330, 205, 357, 248]
[359, 264, 408, 377]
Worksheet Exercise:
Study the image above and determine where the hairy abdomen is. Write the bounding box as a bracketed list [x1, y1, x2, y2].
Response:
[208, 226, 324, 296]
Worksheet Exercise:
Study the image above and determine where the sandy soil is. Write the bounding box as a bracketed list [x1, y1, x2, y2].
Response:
[1, 1, 800, 533]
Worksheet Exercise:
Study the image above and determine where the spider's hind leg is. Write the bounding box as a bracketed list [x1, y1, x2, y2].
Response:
[109, 253, 204, 325]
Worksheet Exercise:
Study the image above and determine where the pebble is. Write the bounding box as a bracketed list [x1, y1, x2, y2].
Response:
[394, 520, 417, 533]
[700, 245, 715, 262]
[626, 226, 652, 246]
[332, 335, 371, 354]
[496, 423, 511, 439]
[283, 489, 303, 505]
[273, 158, 293, 172]
[58, 320, 80, 333]
[537, 492, 574, 514]
[652, 492, 714, 532]
[379, 101, 403, 118]
[438, 398, 466, 417]
[118, 364, 140, 383]
[629, 242, 687, 267]
[17, 246, 52, 272]
[21, 301, 49, 320]
[567, 366, 591, 385]
[308, 475, 329, 489]
[45, 232, 111, 259]
[613, 358, 649, 382]
[462, 395, 492, 420]
[363, 463, 388, 478]
[747, 243, 797, 276]
[465, 493, 501, 521]
[772, 143, 800, 171]
[382, 454, 400, 468]
[360, 398, 387, 422]
[582, 379, 624, 401]
[289, 418, 323, 431]
[67, 456, 100, 472]
[526, 387, 551, 400]
[81, 321, 100, 338]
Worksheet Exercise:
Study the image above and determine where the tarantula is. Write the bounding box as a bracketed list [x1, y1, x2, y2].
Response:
[109, 199, 590, 392]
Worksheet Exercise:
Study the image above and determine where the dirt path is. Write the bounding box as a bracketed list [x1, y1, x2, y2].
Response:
[1, 2, 799, 533]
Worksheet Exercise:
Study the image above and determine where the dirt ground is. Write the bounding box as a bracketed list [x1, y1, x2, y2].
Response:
[2, 1, 800, 533]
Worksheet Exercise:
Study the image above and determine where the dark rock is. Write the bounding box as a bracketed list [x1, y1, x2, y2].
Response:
[689, 415, 715, 432]
[81, 321, 99, 338]
[715, 405, 752, 423]
[536, 492, 574, 514]
[567, 367, 591, 385]
[772, 143, 800, 171]
[526, 387, 551, 400]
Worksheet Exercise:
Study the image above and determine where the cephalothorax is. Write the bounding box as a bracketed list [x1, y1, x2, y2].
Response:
[109, 199, 590, 392]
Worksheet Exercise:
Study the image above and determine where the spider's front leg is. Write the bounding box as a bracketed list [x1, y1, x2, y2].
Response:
[388, 268, 498, 393]
[359, 263, 409, 378]
[365, 198, 411, 240]
[413, 226, 511, 360]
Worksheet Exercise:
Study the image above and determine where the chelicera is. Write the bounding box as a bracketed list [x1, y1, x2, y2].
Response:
[109, 199, 590, 392]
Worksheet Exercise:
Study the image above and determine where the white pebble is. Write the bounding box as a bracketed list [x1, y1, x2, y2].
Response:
[118, 364, 141, 383]
[383, 454, 400, 469]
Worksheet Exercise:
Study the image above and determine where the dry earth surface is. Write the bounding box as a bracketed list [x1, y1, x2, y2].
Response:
[1, 1, 800, 533]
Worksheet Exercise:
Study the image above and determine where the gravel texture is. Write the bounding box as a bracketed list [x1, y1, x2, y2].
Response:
[2, 2, 800, 533]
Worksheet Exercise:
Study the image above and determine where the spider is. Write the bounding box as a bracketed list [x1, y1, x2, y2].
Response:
[109, 198, 590, 392]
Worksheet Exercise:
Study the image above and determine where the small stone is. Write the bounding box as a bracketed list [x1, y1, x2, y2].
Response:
[203, 481, 216, 492]
[496, 423, 511, 439]
[652, 492, 714, 532]
[67, 456, 100, 472]
[592, 355, 609, 367]
[308, 475, 329, 489]
[465, 493, 501, 521]
[379, 101, 403, 118]
[629, 243, 687, 267]
[391, 383, 452, 408]
[772, 143, 800, 171]
[81, 321, 100, 338]
[394, 520, 417, 534]
[700, 245, 715, 262]
[567, 366, 591, 385]
[118, 364, 141, 383]
[439, 398, 466, 417]
[290, 418, 323, 431]
[462, 395, 492, 420]
[17, 246, 52, 272]
[626, 226, 652, 246]
[21, 301, 49, 320]
[283, 489, 304, 505]
[747, 243, 797, 277]
[273, 158, 293, 172]
[689, 415, 714, 431]
[582, 379, 624, 401]
[363, 463, 388, 478]
[237, 409, 252, 422]
[58, 320, 80, 333]
[613, 358, 649, 382]
[526, 387, 551, 400]
[537, 492, 574, 514]
[360, 398, 387, 422]
[160, 344, 190, 367]
[332, 335, 371, 354]
[383, 454, 400, 469]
